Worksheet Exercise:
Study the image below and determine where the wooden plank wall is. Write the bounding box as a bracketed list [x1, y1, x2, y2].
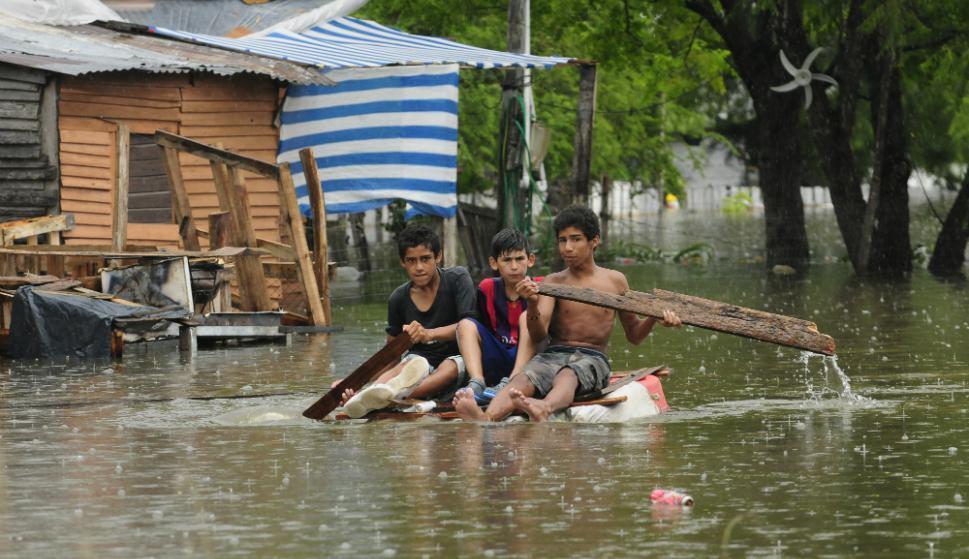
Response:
[0, 63, 58, 221]
[58, 72, 283, 246]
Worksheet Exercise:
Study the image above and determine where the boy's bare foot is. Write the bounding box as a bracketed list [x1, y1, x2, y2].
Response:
[509, 388, 552, 422]
[453, 388, 488, 421]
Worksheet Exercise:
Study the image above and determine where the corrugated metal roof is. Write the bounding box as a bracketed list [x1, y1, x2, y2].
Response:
[106, 0, 340, 36]
[0, 14, 332, 84]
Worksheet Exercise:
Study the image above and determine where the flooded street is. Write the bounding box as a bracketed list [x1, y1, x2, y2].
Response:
[2, 210, 969, 557]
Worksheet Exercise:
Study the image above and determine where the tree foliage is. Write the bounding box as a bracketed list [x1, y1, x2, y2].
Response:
[357, 1, 733, 198]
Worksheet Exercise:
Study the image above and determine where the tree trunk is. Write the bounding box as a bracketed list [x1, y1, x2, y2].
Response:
[756, 101, 810, 269]
[866, 62, 912, 276]
[928, 173, 969, 276]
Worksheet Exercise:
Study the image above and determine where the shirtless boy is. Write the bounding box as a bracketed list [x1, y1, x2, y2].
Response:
[455, 228, 540, 398]
[453, 205, 681, 422]
[341, 223, 476, 418]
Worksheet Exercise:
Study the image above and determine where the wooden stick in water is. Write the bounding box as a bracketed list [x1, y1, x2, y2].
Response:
[302, 332, 413, 420]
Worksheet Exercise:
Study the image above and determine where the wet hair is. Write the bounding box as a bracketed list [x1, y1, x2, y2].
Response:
[553, 205, 600, 240]
[490, 228, 530, 259]
[397, 223, 441, 259]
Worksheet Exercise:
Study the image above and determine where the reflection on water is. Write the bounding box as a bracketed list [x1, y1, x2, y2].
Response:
[2, 209, 969, 557]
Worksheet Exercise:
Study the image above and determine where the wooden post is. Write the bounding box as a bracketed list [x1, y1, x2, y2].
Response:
[111, 122, 130, 251]
[208, 211, 232, 249]
[277, 163, 327, 326]
[571, 63, 598, 204]
[443, 215, 457, 266]
[299, 148, 332, 326]
[159, 146, 200, 251]
[223, 166, 272, 312]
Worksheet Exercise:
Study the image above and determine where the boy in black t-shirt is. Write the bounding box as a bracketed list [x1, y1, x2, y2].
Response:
[341, 223, 476, 418]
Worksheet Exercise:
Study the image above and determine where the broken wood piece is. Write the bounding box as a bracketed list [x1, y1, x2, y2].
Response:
[300, 147, 332, 326]
[302, 332, 413, 420]
[536, 283, 836, 356]
[155, 130, 280, 179]
[111, 121, 130, 251]
[277, 163, 326, 326]
[0, 214, 75, 246]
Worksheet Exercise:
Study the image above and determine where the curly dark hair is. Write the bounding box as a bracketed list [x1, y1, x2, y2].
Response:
[490, 228, 530, 259]
[552, 205, 600, 240]
[396, 223, 441, 259]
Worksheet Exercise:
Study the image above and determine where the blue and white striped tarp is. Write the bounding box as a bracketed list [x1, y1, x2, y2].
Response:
[151, 17, 573, 217]
[280, 64, 460, 217]
[151, 16, 573, 70]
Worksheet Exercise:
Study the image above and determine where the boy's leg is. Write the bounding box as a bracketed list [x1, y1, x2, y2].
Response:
[482, 373, 536, 420]
[456, 318, 486, 392]
[408, 358, 460, 399]
[510, 367, 578, 422]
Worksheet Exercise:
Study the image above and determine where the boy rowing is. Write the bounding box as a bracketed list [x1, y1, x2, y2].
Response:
[341, 223, 476, 418]
[456, 228, 541, 398]
[453, 205, 682, 422]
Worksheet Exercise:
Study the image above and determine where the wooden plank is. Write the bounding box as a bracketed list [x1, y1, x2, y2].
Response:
[58, 92, 180, 109]
[60, 152, 111, 168]
[60, 85, 181, 102]
[61, 199, 111, 214]
[302, 333, 414, 421]
[0, 117, 39, 131]
[61, 142, 112, 157]
[111, 122, 130, 251]
[159, 145, 200, 251]
[180, 125, 278, 138]
[277, 164, 325, 325]
[127, 223, 180, 246]
[536, 283, 837, 356]
[0, 130, 37, 144]
[61, 189, 112, 203]
[60, 128, 113, 143]
[59, 101, 180, 121]
[0, 89, 40, 102]
[155, 130, 279, 179]
[180, 82, 275, 101]
[61, 175, 112, 190]
[180, 100, 277, 113]
[71, 212, 113, 227]
[300, 148, 331, 326]
[61, 164, 112, 180]
[0, 100, 39, 119]
[207, 212, 231, 249]
[0, 214, 75, 245]
[0, 67, 46, 84]
[178, 111, 274, 126]
[0, 78, 41, 92]
[219, 164, 272, 311]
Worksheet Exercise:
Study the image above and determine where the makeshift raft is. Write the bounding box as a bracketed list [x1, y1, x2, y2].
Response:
[328, 367, 671, 423]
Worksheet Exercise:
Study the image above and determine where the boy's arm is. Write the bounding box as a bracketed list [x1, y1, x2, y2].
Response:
[517, 277, 554, 343]
[405, 267, 477, 343]
[617, 273, 682, 344]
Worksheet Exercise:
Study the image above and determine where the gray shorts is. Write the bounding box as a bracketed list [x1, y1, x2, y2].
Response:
[523, 345, 611, 398]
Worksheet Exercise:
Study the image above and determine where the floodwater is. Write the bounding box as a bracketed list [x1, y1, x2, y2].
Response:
[2, 209, 969, 558]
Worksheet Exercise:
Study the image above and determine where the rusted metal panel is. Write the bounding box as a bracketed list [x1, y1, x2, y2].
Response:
[0, 15, 331, 85]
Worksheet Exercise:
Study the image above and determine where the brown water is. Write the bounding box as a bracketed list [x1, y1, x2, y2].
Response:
[2, 209, 968, 558]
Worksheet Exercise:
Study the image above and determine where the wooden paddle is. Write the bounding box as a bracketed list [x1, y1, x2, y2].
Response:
[537, 284, 836, 356]
[302, 332, 413, 420]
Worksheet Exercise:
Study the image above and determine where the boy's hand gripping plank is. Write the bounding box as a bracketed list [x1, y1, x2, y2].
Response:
[536, 284, 836, 356]
[302, 333, 414, 420]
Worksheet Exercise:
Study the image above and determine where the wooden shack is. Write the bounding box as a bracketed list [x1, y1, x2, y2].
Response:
[58, 71, 284, 248]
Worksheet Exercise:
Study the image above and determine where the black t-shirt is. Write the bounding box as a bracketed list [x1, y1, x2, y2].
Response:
[386, 266, 476, 367]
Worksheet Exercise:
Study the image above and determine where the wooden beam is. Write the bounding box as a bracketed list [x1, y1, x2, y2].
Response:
[111, 122, 130, 251]
[536, 283, 837, 356]
[159, 145, 200, 251]
[0, 214, 75, 246]
[207, 211, 231, 249]
[223, 165, 272, 312]
[277, 163, 326, 326]
[196, 225, 297, 261]
[154, 129, 280, 179]
[300, 148, 331, 326]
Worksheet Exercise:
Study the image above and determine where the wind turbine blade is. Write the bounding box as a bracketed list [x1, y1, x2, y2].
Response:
[803, 47, 826, 70]
[770, 80, 801, 93]
[779, 50, 798, 76]
[813, 73, 838, 86]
